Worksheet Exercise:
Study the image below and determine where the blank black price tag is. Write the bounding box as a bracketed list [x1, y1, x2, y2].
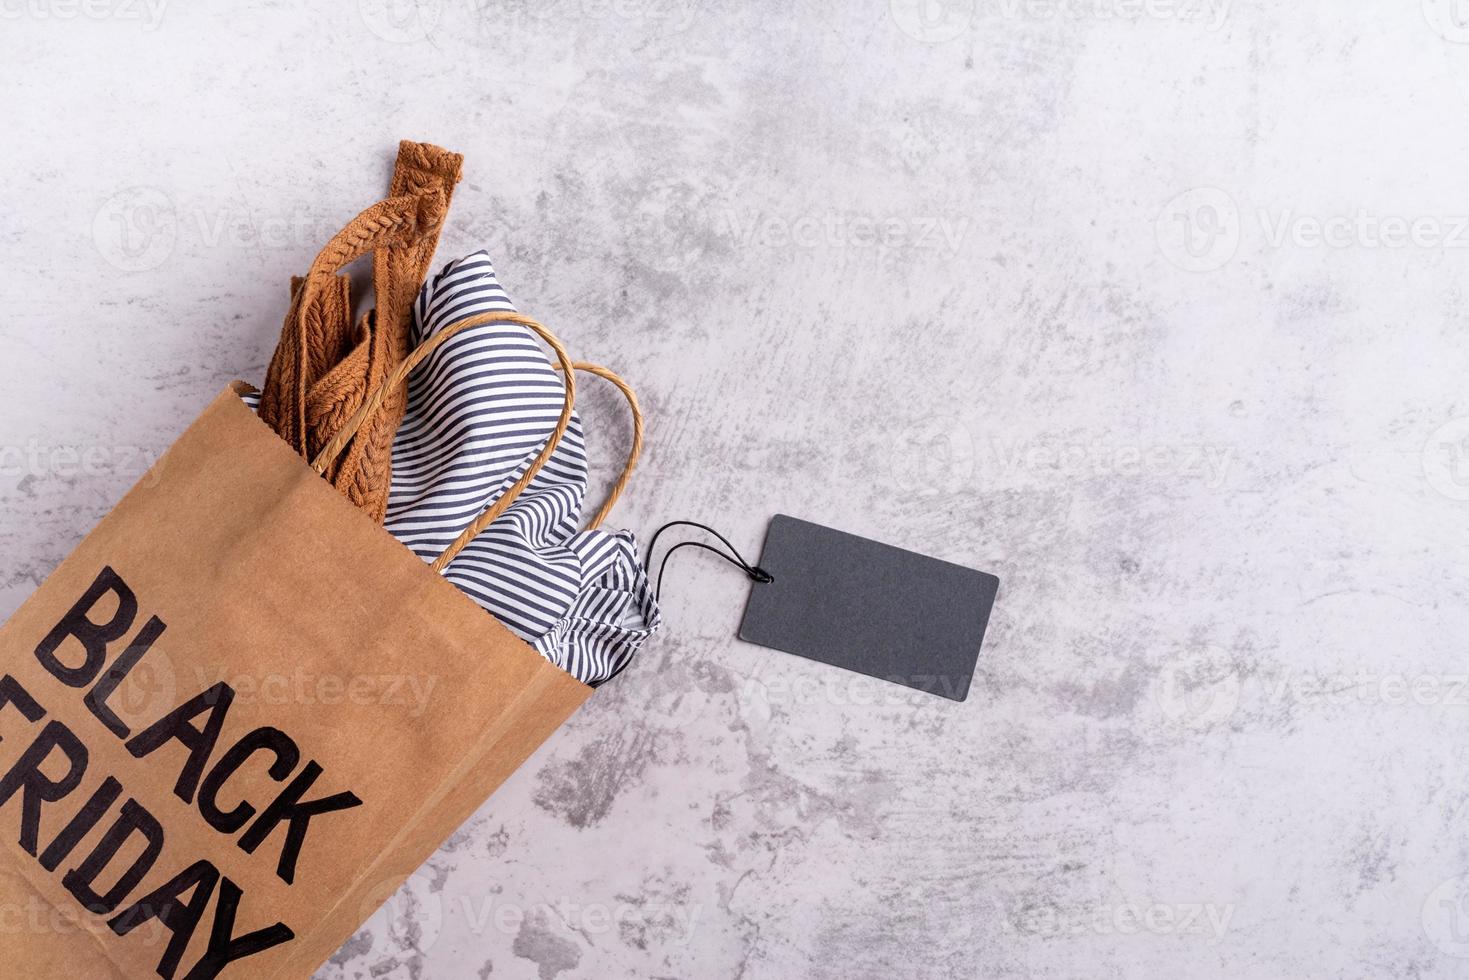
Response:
[737, 515, 999, 702]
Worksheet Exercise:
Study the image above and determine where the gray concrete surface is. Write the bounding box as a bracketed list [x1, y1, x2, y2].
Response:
[3, 2, 1469, 977]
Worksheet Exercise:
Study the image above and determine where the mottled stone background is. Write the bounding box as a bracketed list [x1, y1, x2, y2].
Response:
[4, 1, 1469, 977]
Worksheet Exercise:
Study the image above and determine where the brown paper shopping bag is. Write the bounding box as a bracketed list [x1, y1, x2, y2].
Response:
[0, 192, 641, 977]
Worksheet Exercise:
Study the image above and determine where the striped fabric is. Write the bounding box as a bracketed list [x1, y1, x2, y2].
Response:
[245, 251, 659, 685]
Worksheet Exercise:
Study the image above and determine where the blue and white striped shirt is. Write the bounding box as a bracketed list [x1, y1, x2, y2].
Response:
[248, 251, 659, 685]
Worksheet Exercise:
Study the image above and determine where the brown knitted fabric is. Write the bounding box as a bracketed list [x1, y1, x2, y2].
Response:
[258, 141, 464, 521]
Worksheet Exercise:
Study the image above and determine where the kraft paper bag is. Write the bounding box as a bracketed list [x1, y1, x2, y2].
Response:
[0, 382, 593, 978]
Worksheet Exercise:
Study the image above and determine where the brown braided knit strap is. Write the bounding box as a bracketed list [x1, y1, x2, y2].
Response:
[260, 272, 362, 468]
[259, 141, 462, 523]
[334, 141, 463, 522]
[259, 189, 442, 457]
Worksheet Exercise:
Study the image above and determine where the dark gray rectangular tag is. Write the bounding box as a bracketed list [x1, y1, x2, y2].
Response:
[737, 515, 999, 702]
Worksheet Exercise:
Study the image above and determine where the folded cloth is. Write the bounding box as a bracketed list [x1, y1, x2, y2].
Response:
[246, 251, 659, 684]
[391, 252, 659, 683]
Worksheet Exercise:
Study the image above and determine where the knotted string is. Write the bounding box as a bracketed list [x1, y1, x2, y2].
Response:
[645, 521, 773, 602]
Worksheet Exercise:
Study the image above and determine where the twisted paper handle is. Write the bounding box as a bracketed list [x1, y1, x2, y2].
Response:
[313, 313, 646, 567]
[313, 311, 575, 571]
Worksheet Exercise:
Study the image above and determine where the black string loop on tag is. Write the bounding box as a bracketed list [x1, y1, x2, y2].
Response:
[601, 521, 769, 687]
[645, 520, 773, 603]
